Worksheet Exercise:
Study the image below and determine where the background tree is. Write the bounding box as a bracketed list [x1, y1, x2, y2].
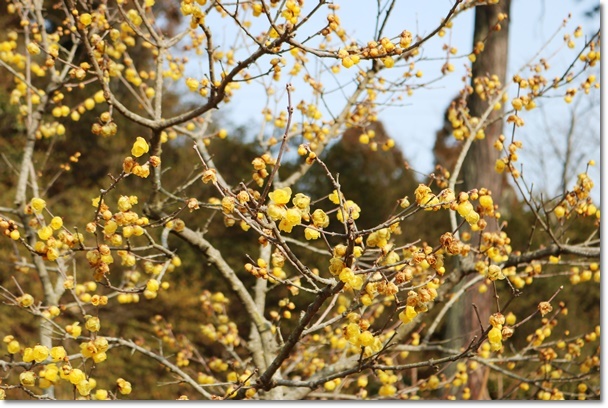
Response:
[444, 0, 512, 400]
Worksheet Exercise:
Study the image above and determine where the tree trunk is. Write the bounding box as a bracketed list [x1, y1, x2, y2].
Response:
[462, 0, 511, 197]
[449, 0, 511, 400]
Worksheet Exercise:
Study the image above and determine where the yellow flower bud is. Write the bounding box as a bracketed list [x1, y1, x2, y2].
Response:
[7, 340, 20, 354]
[146, 279, 160, 292]
[117, 378, 132, 395]
[479, 195, 493, 210]
[50, 216, 63, 230]
[18, 293, 34, 307]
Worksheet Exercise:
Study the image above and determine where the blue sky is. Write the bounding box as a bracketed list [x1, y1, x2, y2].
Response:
[195, 0, 600, 200]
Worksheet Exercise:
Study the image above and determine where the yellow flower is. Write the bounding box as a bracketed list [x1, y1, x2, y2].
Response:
[95, 389, 109, 400]
[40, 364, 59, 383]
[37, 225, 53, 241]
[117, 195, 132, 212]
[69, 368, 86, 385]
[339, 267, 355, 283]
[30, 197, 46, 214]
[488, 326, 502, 344]
[359, 331, 374, 347]
[33, 344, 49, 363]
[7, 340, 20, 354]
[324, 380, 337, 391]
[479, 195, 494, 210]
[77, 379, 93, 396]
[185, 77, 199, 92]
[146, 279, 160, 292]
[81, 341, 98, 358]
[131, 136, 149, 157]
[311, 209, 329, 228]
[85, 316, 101, 332]
[538, 301, 553, 317]
[489, 313, 505, 328]
[23, 347, 35, 362]
[67, 322, 82, 338]
[18, 294, 34, 307]
[93, 351, 107, 363]
[27, 42, 41, 55]
[414, 184, 434, 206]
[487, 265, 505, 281]
[284, 208, 301, 226]
[457, 200, 474, 217]
[399, 305, 418, 324]
[465, 211, 480, 226]
[511, 98, 523, 111]
[79, 13, 93, 26]
[328, 190, 343, 204]
[495, 158, 507, 173]
[336, 200, 361, 222]
[349, 275, 363, 291]
[304, 227, 320, 240]
[50, 346, 67, 361]
[252, 3, 263, 16]
[278, 218, 295, 233]
[132, 163, 150, 178]
[378, 384, 396, 397]
[383, 56, 395, 68]
[221, 196, 236, 214]
[201, 169, 217, 184]
[267, 203, 286, 221]
[20, 371, 36, 387]
[95, 336, 109, 353]
[342, 56, 355, 69]
[292, 193, 311, 210]
[268, 187, 292, 205]
[50, 216, 63, 230]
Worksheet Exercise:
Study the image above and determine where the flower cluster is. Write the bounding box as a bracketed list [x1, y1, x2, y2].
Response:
[329, 190, 361, 222]
[398, 279, 439, 325]
[4, 335, 131, 397]
[251, 153, 277, 187]
[266, 187, 311, 233]
[487, 313, 506, 351]
[553, 171, 599, 224]
[24, 198, 84, 262]
[343, 316, 383, 358]
[122, 137, 160, 178]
